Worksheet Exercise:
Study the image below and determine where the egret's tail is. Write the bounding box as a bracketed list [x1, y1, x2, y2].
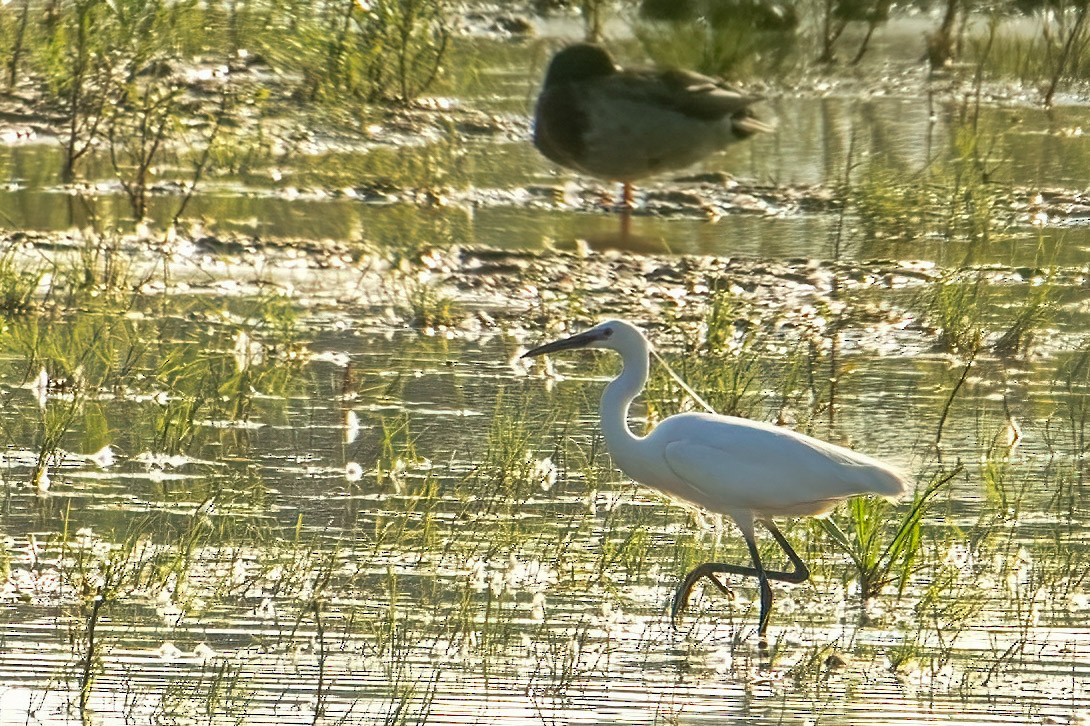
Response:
[873, 461, 912, 500]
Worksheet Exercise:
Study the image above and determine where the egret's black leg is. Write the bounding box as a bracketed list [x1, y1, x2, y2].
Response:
[758, 519, 810, 585]
[741, 528, 773, 638]
[672, 518, 811, 634]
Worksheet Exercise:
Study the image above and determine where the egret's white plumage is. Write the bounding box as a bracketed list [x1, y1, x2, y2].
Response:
[523, 318, 910, 641]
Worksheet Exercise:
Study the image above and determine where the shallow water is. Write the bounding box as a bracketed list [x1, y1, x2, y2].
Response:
[3, 18, 1090, 726]
[1, 300, 1089, 724]
[5, 72, 1090, 263]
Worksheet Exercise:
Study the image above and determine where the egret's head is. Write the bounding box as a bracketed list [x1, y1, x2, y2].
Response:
[521, 319, 647, 358]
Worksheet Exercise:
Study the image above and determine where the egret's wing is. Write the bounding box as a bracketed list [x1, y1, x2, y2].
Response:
[661, 426, 905, 517]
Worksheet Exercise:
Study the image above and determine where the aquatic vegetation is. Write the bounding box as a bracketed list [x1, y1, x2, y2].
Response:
[3, 6, 1090, 724]
[971, 5, 1090, 105]
[926, 271, 986, 355]
[0, 243, 43, 314]
[0, 293, 1087, 722]
[853, 129, 1008, 258]
[272, 0, 452, 106]
[34, 0, 197, 179]
[405, 278, 460, 330]
[633, 3, 798, 79]
[820, 466, 961, 604]
[645, 288, 819, 431]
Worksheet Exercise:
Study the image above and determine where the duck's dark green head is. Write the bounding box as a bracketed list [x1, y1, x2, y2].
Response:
[543, 43, 617, 88]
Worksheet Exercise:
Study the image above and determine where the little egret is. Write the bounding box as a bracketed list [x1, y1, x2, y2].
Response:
[533, 44, 771, 234]
[522, 319, 909, 640]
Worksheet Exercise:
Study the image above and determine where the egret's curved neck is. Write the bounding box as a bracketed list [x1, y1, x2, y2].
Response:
[600, 344, 649, 462]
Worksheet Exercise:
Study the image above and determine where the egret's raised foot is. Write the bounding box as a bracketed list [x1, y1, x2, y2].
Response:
[671, 563, 734, 627]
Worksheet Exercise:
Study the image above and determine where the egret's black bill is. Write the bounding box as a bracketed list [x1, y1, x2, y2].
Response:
[521, 329, 600, 358]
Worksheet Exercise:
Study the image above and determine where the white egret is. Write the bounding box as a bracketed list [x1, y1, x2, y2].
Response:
[522, 319, 909, 640]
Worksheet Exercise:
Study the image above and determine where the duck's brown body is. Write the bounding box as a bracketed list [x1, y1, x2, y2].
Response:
[533, 44, 770, 186]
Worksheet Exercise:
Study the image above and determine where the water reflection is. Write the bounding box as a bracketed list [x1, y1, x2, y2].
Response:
[2, 31, 1090, 726]
[4, 77, 1090, 262]
[1, 302, 1089, 724]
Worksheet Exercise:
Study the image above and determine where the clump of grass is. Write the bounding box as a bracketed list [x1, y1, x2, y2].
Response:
[0, 244, 43, 314]
[852, 79, 1011, 262]
[852, 163, 940, 244]
[8, 306, 145, 489]
[58, 498, 215, 718]
[644, 287, 812, 426]
[34, 0, 203, 181]
[969, 7, 1090, 106]
[406, 279, 460, 330]
[990, 267, 1056, 357]
[375, 413, 424, 487]
[469, 393, 550, 505]
[149, 295, 304, 453]
[634, 1, 799, 79]
[923, 262, 1056, 358]
[926, 271, 985, 355]
[819, 465, 961, 605]
[277, 0, 452, 106]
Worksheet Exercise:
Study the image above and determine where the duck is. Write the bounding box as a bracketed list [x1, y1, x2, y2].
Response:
[533, 43, 772, 214]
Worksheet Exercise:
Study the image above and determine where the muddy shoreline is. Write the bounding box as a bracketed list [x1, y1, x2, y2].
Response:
[6, 226, 1068, 364]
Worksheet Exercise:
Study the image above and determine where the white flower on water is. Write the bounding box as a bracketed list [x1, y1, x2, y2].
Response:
[233, 330, 264, 371]
[30, 368, 49, 408]
[193, 643, 216, 663]
[345, 462, 364, 482]
[467, 557, 488, 591]
[255, 598, 276, 621]
[386, 457, 408, 491]
[505, 555, 527, 593]
[87, 446, 116, 468]
[531, 455, 558, 491]
[488, 568, 506, 595]
[230, 558, 249, 587]
[943, 542, 974, 575]
[74, 528, 95, 550]
[530, 592, 546, 622]
[157, 642, 184, 662]
[156, 601, 184, 627]
[344, 410, 361, 444]
[263, 566, 285, 590]
[1005, 547, 1033, 595]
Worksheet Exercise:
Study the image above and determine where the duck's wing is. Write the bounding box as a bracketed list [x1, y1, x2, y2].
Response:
[648, 69, 772, 129]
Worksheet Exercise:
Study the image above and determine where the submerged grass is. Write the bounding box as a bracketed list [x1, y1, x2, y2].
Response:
[0, 202, 1081, 723]
[2, 289, 1087, 723]
[820, 465, 962, 604]
[2, 6, 1089, 723]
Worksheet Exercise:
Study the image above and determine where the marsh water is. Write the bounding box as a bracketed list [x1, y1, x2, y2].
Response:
[3, 24, 1090, 726]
